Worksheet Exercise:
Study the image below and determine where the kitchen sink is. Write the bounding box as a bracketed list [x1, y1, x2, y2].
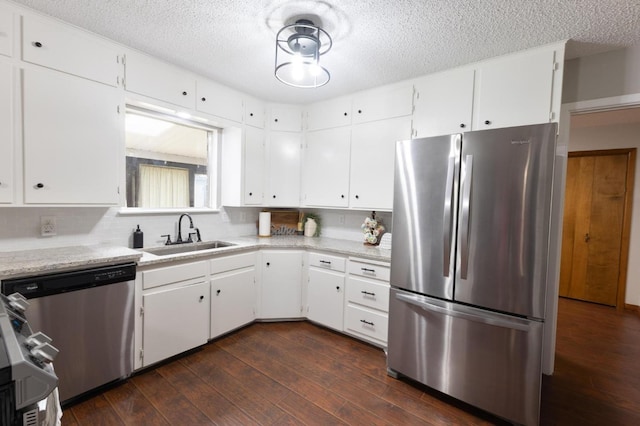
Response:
[141, 240, 236, 256]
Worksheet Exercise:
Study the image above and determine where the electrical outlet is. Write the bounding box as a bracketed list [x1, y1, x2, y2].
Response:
[40, 216, 57, 237]
[338, 215, 345, 225]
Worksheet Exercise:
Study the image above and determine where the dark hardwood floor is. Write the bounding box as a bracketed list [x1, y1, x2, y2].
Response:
[61, 297, 640, 425]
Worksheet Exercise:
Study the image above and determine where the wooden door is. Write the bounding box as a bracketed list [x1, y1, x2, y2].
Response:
[560, 149, 635, 307]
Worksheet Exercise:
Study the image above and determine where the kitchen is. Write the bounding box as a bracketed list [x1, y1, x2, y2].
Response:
[1, 1, 640, 425]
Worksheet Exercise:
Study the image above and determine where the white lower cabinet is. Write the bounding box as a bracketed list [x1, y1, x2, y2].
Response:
[142, 281, 209, 367]
[137, 260, 209, 368]
[260, 250, 303, 319]
[306, 252, 346, 331]
[210, 252, 257, 339]
[344, 258, 390, 347]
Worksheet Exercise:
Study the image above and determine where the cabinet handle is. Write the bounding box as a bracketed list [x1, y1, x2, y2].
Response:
[182, 91, 188, 96]
[340, 194, 345, 198]
[460, 123, 466, 128]
[216, 289, 221, 295]
[33, 41, 43, 48]
[484, 120, 491, 125]
[274, 118, 279, 122]
[201, 97, 206, 101]
[272, 195, 276, 199]
[250, 113, 254, 117]
[249, 192, 253, 196]
[35, 183, 44, 189]
[199, 295, 204, 302]
[361, 267, 375, 273]
[355, 195, 359, 199]
[360, 319, 374, 326]
[266, 262, 270, 266]
[343, 112, 348, 116]
[319, 260, 332, 265]
[357, 109, 362, 114]
[336, 286, 340, 291]
[361, 290, 376, 296]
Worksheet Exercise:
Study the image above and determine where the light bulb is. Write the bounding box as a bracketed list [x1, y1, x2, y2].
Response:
[291, 53, 304, 81]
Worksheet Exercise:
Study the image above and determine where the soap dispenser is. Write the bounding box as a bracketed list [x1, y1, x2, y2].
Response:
[133, 225, 144, 249]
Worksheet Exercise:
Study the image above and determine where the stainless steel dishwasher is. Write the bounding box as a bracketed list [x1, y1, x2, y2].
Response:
[1, 263, 136, 404]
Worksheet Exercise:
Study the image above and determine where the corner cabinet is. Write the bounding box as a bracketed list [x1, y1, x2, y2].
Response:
[0, 61, 14, 203]
[138, 261, 210, 368]
[210, 252, 257, 339]
[23, 67, 121, 204]
[267, 131, 302, 206]
[306, 252, 346, 331]
[259, 250, 303, 319]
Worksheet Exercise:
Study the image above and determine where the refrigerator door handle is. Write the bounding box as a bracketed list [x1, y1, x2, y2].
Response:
[395, 291, 532, 332]
[442, 156, 455, 277]
[460, 154, 473, 279]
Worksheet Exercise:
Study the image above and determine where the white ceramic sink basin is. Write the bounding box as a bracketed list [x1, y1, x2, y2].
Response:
[141, 241, 235, 256]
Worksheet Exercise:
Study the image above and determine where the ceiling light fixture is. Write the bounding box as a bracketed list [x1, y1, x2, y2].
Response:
[275, 18, 332, 88]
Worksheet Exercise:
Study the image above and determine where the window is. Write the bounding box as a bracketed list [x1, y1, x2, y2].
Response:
[125, 108, 218, 209]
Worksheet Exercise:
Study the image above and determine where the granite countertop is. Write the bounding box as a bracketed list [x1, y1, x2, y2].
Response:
[0, 236, 391, 279]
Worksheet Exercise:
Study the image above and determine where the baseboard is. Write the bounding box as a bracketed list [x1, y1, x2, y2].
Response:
[624, 303, 640, 316]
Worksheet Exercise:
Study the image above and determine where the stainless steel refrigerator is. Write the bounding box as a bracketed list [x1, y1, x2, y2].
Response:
[387, 123, 557, 426]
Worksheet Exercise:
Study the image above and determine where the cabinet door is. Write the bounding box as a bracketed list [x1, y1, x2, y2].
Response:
[196, 78, 243, 122]
[0, 7, 13, 57]
[210, 268, 256, 339]
[350, 116, 412, 210]
[125, 50, 195, 108]
[413, 68, 474, 137]
[270, 106, 302, 132]
[268, 131, 301, 206]
[473, 48, 555, 129]
[261, 251, 302, 319]
[244, 126, 265, 205]
[142, 281, 209, 367]
[303, 127, 350, 207]
[245, 98, 265, 128]
[307, 268, 344, 331]
[23, 67, 120, 204]
[306, 97, 352, 131]
[0, 62, 13, 203]
[352, 86, 413, 124]
[22, 15, 119, 86]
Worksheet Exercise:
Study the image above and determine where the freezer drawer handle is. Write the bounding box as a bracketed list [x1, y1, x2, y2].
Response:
[361, 290, 376, 296]
[360, 319, 374, 326]
[395, 292, 531, 332]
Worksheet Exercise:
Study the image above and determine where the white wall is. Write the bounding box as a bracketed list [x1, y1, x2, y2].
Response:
[568, 120, 640, 306]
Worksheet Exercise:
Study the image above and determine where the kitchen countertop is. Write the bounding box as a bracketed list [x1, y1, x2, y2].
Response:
[0, 236, 391, 279]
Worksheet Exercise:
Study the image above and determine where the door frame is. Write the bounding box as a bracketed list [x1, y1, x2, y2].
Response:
[565, 148, 636, 310]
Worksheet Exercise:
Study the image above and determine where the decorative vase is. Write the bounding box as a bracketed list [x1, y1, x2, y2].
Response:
[304, 218, 317, 237]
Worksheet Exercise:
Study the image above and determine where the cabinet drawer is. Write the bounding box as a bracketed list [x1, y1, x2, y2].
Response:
[22, 15, 119, 86]
[345, 303, 388, 344]
[210, 252, 256, 274]
[348, 260, 390, 281]
[346, 276, 389, 312]
[308, 252, 346, 272]
[142, 261, 208, 289]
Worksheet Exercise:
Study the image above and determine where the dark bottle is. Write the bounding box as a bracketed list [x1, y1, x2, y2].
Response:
[133, 225, 144, 249]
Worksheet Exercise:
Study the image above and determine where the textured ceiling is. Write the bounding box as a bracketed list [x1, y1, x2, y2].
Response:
[7, 0, 640, 104]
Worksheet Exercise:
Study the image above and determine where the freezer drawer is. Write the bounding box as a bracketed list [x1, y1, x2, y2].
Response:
[387, 288, 543, 426]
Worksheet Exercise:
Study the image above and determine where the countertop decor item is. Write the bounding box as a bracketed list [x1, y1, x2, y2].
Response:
[362, 211, 385, 246]
[303, 213, 321, 237]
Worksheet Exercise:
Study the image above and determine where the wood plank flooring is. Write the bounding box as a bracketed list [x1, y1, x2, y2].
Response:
[61, 297, 640, 425]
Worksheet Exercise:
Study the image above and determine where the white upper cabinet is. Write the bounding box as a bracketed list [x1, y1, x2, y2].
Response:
[22, 14, 120, 86]
[196, 78, 243, 122]
[473, 47, 557, 129]
[244, 126, 265, 205]
[244, 97, 265, 128]
[23, 67, 120, 204]
[413, 68, 475, 137]
[352, 85, 414, 124]
[306, 96, 352, 131]
[267, 131, 301, 206]
[125, 50, 195, 108]
[0, 61, 13, 203]
[0, 7, 12, 57]
[350, 116, 412, 210]
[269, 106, 302, 132]
[303, 127, 351, 208]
